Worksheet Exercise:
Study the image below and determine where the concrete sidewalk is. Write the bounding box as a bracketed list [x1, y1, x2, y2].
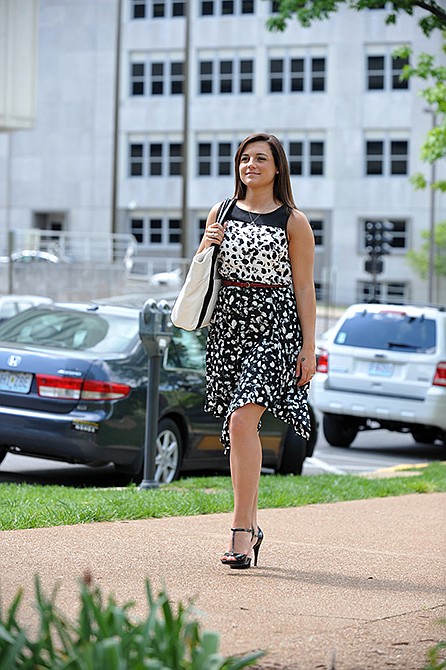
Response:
[2, 493, 445, 670]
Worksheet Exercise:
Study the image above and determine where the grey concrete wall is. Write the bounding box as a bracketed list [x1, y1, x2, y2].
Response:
[0, 263, 144, 301]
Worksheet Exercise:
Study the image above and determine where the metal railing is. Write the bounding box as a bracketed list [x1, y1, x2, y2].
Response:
[0, 230, 138, 263]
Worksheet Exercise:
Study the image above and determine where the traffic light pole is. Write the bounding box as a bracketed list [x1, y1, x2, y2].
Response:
[364, 220, 393, 302]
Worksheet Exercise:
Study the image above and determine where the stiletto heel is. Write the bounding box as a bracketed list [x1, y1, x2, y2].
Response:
[253, 526, 264, 567]
[221, 527, 254, 569]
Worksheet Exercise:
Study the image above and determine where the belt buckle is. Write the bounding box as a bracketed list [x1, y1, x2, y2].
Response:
[244, 281, 251, 288]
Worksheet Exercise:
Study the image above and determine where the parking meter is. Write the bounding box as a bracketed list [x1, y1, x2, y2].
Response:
[138, 299, 173, 489]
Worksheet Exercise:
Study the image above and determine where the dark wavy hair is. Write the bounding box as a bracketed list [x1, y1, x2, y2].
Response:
[233, 133, 296, 211]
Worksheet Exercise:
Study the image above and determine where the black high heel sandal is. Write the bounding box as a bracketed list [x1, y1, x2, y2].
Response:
[253, 526, 264, 567]
[221, 527, 254, 569]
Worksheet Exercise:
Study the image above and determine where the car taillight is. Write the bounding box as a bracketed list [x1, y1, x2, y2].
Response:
[317, 348, 328, 374]
[433, 362, 446, 387]
[81, 380, 131, 400]
[36, 375, 131, 400]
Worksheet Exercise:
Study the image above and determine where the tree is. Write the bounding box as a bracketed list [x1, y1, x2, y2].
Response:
[407, 220, 446, 278]
[267, 1, 446, 36]
[396, 43, 446, 192]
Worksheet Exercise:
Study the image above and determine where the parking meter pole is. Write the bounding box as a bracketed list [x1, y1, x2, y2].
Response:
[138, 299, 172, 491]
[140, 351, 161, 489]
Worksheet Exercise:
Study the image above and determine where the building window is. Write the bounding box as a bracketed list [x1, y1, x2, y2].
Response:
[197, 139, 238, 176]
[151, 63, 164, 95]
[314, 281, 324, 301]
[357, 281, 408, 302]
[199, 0, 254, 15]
[199, 56, 254, 94]
[309, 141, 324, 175]
[367, 53, 409, 90]
[309, 219, 325, 247]
[130, 63, 145, 95]
[131, 0, 185, 19]
[129, 140, 183, 177]
[130, 215, 182, 246]
[129, 143, 144, 176]
[198, 217, 207, 245]
[283, 138, 325, 177]
[361, 219, 408, 252]
[130, 55, 184, 97]
[131, 0, 146, 18]
[365, 138, 408, 176]
[130, 218, 144, 243]
[170, 62, 184, 94]
[269, 54, 326, 94]
[169, 143, 183, 176]
[311, 57, 326, 91]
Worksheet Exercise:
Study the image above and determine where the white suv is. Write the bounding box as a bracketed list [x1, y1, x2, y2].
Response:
[312, 303, 446, 447]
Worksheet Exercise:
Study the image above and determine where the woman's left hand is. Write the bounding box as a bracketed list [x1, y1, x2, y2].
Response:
[204, 222, 225, 248]
[296, 349, 317, 386]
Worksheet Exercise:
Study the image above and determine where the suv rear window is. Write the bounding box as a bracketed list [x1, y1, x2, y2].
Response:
[334, 310, 436, 353]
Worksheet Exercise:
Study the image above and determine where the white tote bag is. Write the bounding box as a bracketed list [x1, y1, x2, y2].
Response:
[171, 198, 234, 331]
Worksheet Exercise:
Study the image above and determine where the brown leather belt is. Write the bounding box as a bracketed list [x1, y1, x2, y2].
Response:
[222, 280, 287, 289]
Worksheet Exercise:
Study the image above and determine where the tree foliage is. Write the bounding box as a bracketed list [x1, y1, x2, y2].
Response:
[407, 220, 446, 278]
[396, 43, 446, 192]
[267, 1, 446, 36]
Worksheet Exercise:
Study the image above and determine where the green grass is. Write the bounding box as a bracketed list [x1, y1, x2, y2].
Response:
[1, 462, 445, 531]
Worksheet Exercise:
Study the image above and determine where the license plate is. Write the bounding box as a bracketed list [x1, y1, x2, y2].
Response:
[368, 362, 394, 378]
[0, 370, 33, 393]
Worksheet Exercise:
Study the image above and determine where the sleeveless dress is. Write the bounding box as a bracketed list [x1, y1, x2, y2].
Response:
[204, 202, 311, 452]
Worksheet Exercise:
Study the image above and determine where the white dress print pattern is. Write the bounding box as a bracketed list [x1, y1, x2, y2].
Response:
[205, 202, 311, 451]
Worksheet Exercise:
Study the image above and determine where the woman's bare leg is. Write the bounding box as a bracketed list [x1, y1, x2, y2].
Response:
[224, 403, 265, 558]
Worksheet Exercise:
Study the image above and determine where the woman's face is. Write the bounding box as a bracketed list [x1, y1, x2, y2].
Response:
[238, 141, 277, 191]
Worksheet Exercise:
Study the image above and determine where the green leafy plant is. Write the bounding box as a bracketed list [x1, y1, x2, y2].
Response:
[0, 575, 263, 669]
[423, 619, 446, 670]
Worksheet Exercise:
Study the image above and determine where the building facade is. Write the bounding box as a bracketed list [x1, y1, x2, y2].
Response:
[1, 0, 445, 305]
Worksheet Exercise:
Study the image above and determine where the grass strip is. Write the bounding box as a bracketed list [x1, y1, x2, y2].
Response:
[0, 462, 445, 531]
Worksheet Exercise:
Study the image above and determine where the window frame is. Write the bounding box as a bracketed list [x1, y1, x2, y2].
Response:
[366, 49, 409, 91]
[365, 136, 409, 177]
[268, 52, 326, 94]
[130, 0, 185, 19]
[198, 54, 255, 95]
[129, 214, 183, 247]
[129, 53, 184, 97]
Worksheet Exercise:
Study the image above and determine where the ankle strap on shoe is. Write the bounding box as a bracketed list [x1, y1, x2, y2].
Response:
[230, 527, 253, 533]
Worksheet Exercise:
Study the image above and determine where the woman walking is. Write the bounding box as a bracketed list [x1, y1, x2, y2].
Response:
[196, 132, 316, 568]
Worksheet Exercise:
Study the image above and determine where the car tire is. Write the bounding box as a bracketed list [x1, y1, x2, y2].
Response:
[323, 414, 358, 447]
[411, 427, 440, 445]
[277, 429, 306, 476]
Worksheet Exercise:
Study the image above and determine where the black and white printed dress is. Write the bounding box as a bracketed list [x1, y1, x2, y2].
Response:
[205, 202, 311, 452]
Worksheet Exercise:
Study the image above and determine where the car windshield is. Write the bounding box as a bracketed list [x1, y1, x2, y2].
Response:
[0, 308, 139, 353]
[334, 310, 436, 353]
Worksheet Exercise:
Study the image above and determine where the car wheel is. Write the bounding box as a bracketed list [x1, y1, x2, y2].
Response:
[0, 448, 7, 466]
[323, 414, 358, 447]
[411, 427, 440, 445]
[277, 429, 306, 476]
[154, 418, 183, 483]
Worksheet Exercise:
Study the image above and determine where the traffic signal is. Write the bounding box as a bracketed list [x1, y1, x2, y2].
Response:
[364, 220, 393, 276]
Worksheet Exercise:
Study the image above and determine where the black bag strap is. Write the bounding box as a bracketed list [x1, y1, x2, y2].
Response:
[215, 197, 236, 224]
[196, 198, 235, 328]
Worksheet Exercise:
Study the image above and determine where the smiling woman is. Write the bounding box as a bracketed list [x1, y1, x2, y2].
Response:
[194, 132, 317, 569]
